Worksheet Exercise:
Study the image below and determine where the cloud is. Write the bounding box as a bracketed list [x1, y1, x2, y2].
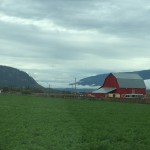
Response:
[0, 0, 150, 87]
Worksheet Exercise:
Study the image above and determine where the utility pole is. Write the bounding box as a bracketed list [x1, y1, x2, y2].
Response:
[49, 84, 50, 96]
[75, 77, 77, 94]
[69, 77, 77, 94]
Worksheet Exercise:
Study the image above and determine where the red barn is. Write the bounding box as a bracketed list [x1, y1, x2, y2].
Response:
[92, 73, 146, 98]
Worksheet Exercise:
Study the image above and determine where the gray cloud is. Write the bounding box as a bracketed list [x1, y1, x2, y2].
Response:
[0, 0, 150, 87]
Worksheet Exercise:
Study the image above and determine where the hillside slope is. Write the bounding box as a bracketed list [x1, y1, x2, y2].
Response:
[0, 65, 42, 88]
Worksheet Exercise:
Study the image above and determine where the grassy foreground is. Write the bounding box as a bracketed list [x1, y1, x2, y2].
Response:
[0, 95, 150, 150]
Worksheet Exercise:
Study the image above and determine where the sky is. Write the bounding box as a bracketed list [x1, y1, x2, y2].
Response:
[0, 0, 150, 88]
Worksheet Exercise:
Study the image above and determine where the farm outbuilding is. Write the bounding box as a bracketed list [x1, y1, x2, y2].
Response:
[92, 73, 146, 99]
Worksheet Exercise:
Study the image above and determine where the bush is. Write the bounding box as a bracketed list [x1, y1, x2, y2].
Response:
[21, 90, 31, 94]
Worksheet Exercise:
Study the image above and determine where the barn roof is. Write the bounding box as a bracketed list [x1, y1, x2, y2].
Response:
[112, 73, 146, 88]
[112, 73, 142, 79]
[93, 87, 116, 93]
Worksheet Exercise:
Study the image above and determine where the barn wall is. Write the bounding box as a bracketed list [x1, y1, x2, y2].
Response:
[103, 74, 119, 88]
[91, 93, 105, 98]
[116, 88, 146, 95]
[116, 88, 146, 98]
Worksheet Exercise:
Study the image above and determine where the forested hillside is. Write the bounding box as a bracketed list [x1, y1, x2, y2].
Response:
[0, 65, 41, 88]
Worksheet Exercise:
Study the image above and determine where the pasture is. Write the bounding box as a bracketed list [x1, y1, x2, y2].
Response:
[0, 95, 150, 150]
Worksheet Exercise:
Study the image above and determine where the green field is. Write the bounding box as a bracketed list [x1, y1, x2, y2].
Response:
[1, 95, 150, 150]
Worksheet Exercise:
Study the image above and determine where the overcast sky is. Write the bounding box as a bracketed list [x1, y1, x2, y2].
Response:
[0, 0, 150, 88]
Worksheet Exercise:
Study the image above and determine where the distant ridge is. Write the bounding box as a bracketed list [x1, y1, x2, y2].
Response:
[0, 65, 42, 88]
[78, 69, 150, 86]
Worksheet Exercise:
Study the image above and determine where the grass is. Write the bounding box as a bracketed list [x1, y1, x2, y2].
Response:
[0, 95, 150, 150]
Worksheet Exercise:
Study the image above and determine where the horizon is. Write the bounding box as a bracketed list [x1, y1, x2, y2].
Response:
[0, 65, 150, 89]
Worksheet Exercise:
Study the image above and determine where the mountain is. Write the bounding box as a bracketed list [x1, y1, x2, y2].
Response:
[78, 69, 150, 87]
[0, 65, 42, 88]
